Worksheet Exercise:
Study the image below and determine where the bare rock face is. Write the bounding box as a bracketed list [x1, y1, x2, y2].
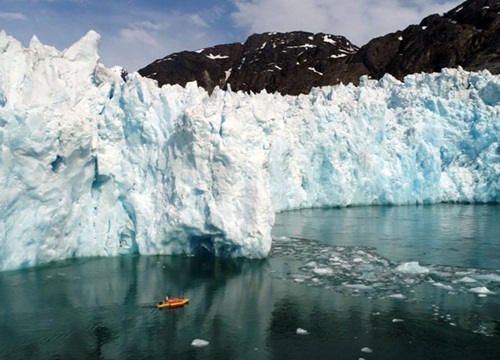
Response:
[351, 0, 500, 79]
[139, 31, 361, 95]
[138, 43, 245, 93]
[138, 0, 500, 95]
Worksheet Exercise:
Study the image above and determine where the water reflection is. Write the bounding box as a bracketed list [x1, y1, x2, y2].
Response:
[0, 205, 499, 359]
[0, 256, 274, 359]
[272, 204, 500, 269]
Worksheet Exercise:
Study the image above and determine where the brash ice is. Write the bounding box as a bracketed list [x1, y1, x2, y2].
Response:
[0, 31, 499, 271]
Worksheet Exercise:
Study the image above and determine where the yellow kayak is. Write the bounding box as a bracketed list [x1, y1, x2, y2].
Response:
[157, 297, 189, 309]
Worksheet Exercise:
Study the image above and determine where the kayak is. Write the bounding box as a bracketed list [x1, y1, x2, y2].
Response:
[157, 297, 189, 309]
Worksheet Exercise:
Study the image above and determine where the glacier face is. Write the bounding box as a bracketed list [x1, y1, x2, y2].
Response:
[0, 31, 499, 271]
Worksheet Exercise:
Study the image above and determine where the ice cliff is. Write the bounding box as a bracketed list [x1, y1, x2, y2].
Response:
[0, 31, 499, 271]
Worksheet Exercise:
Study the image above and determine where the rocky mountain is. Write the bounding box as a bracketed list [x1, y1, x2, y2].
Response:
[138, 0, 500, 95]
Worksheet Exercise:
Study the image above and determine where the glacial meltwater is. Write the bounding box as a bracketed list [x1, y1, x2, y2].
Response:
[0, 205, 499, 360]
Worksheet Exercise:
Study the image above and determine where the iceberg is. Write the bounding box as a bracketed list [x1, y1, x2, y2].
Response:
[0, 31, 499, 271]
[395, 262, 430, 274]
[191, 339, 209, 347]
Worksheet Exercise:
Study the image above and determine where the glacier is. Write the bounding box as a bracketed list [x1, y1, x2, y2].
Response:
[0, 30, 499, 271]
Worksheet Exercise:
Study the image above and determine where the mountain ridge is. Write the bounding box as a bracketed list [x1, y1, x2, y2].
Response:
[138, 0, 500, 95]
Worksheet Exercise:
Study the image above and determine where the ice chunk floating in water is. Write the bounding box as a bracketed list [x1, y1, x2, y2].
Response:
[469, 287, 495, 295]
[296, 328, 309, 335]
[395, 262, 430, 274]
[270, 237, 500, 298]
[191, 339, 209, 347]
[0, 31, 500, 271]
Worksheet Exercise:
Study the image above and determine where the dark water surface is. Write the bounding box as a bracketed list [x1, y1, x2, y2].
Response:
[0, 205, 499, 360]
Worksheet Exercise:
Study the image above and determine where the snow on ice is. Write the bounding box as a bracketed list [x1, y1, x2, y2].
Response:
[0, 31, 500, 271]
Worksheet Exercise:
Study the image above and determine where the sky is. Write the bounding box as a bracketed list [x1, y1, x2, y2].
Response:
[0, 0, 464, 72]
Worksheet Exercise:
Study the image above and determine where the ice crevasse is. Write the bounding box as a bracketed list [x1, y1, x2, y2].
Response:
[0, 30, 499, 271]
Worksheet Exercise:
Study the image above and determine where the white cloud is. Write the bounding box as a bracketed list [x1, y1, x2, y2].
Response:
[101, 8, 228, 71]
[134, 20, 163, 31]
[231, 0, 463, 46]
[0, 12, 28, 21]
[118, 27, 160, 47]
[188, 13, 209, 27]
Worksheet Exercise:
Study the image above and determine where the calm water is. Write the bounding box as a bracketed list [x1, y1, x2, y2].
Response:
[0, 205, 499, 360]
[272, 204, 500, 269]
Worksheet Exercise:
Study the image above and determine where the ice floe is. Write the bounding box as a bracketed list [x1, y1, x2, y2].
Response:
[191, 339, 210, 347]
[388, 294, 406, 299]
[432, 282, 454, 291]
[469, 287, 495, 295]
[395, 262, 430, 274]
[296, 328, 309, 335]
[270, 236, 500, 299]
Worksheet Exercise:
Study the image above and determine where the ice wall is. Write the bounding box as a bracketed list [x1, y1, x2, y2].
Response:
[267, 72, 500, 210]
[0, 31, 499, 271]
[0, 31, 274, 271]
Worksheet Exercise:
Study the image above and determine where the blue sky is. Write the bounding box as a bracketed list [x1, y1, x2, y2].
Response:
[0, 0, 463, 71]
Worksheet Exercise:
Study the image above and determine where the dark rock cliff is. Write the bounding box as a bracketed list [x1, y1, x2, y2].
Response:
[138, 0, 500, 95]
[351, 0, 500, 79]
